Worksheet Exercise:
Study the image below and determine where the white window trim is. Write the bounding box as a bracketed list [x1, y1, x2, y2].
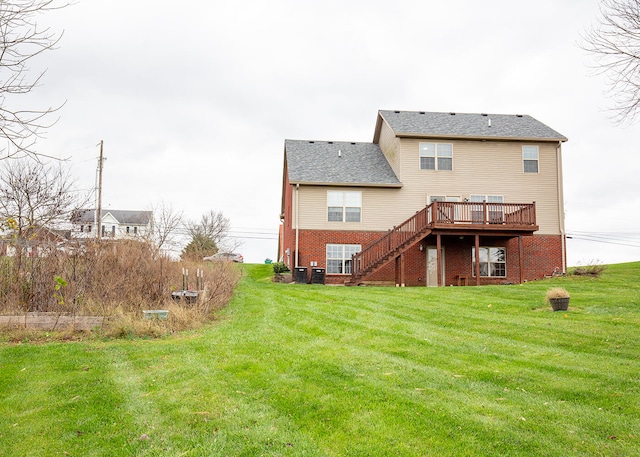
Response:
[326, 244, 362, 275]
[327, 191, 362, 223]
[469, 195, 504, 203]
[469, 195, 504, 224]
[522, 145, 539, 173]
[419, 142, 453, 171]
[429, 195, 460, 203]
[472, 246, 507, 278]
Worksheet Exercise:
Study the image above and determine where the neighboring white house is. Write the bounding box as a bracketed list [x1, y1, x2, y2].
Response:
[71, 209, 152, 239]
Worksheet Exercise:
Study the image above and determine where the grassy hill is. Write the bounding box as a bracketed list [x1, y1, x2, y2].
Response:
[1, 262, 639, 456]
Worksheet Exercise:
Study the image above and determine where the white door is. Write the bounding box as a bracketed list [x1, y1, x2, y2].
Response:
[426, 247, 444, 287]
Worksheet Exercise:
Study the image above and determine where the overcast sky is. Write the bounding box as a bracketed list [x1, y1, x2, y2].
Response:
[26, 0, 640, 265]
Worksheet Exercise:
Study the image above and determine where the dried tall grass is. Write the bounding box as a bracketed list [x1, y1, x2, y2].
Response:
[0, 239, 242, 337]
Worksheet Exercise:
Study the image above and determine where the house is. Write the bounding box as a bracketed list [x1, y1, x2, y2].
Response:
[71, 209, 152, 240]
[279, 110, 568, 286]
[0, 226, 69, 257]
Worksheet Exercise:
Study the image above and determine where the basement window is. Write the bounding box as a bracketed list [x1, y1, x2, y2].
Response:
[472, 247, 506, 277]
[326, 244, 361, 274]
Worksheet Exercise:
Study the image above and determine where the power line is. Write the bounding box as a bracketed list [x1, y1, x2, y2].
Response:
[228, 235, 278, 240]
[567, 235, 640, 249]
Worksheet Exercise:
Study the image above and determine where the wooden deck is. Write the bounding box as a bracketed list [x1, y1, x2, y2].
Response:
[349, 202, 537, 285]
[428, 201, 537, 231]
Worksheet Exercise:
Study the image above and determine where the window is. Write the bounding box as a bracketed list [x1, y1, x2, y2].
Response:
[430, 196, 459, 203]
[134, 226, 138, 235]
[126, 226, 130, 234]
[430, 196, 460, 221]
[470, 195, 504, 223]
[327, 191, 361, 222]
[420, 143, 453, 170]
[472, 247, 506, 277]
[523, 146, 539, 173]
[326, 244, 361, 274]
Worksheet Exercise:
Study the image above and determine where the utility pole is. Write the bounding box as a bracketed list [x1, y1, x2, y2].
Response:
[96, 140, 104, 240]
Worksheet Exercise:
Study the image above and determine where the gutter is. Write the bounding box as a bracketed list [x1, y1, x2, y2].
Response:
[289, 180, 402, 188]
[557, 141, 567, 273]
[295, 183, 299, 268]
[394, 133, 569, 143]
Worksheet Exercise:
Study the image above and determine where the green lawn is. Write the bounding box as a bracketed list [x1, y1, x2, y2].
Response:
[1, 262, 639, 456]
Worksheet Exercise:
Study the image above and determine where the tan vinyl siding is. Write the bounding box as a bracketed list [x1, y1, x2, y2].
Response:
[297, 186, 411, 231]
[378, 120, 401, 178]
[397, 138, 562, 234]
[295, 139, 563, 235]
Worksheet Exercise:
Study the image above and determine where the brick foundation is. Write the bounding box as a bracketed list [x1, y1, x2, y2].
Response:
[284, 229, 564, 286]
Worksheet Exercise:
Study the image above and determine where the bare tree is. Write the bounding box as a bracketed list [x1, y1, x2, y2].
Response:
[0, 0, 67, 159]
[182, 210, 231, 261]
[147, 201, 183, 257]
[0, 158, 81, 237]
[581, 0, 640, 123]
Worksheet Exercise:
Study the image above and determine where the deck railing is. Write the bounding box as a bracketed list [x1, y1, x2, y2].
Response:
[351, 204, 433, 280]
[350, 202, 536, 282]
[431, 201, 537, 226]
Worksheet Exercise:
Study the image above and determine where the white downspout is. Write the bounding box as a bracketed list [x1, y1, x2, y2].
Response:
[295, 183, 300, 268]
[557, 142, 567, 273]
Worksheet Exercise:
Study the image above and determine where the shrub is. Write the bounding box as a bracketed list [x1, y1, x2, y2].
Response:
[571, 260, 607, 277]
[272, 262, 290, 274]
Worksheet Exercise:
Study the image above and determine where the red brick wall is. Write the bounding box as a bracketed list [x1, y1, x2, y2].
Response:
[280, 176, 295, 269]
[290, 229, 564, 286]
[296, 229, 392, 284]
[441, 234, 564, 286]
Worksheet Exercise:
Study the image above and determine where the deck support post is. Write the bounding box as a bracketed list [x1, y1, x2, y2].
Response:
[395, 254, 406, 287]
[518, 236, 524, 284]
[436, 234, 442, 287]
[475, 234, 481, 286]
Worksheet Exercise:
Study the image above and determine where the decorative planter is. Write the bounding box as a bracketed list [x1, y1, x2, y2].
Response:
[549, 297, 570, 311]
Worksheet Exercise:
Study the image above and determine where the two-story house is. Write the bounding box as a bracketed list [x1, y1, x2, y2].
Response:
[71, 209, 153, 240]
[280, 110, 567, 286]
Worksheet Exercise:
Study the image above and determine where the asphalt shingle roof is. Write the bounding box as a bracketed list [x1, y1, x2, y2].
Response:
[75, 209, 152, 225]
[378, 110, 567, 141]
[285, 139, 401, 186]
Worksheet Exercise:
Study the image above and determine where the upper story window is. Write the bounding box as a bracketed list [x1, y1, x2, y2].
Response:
[420, 143, 453, 170]
[523, 146, 539, 173]
[327, 191, 361, 222]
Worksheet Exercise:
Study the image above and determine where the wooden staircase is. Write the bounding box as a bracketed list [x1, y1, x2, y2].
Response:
[347, 201, 538, 285]
[348, 204, 434, 285]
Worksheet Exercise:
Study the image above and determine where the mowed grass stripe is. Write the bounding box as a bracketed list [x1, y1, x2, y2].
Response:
[1, 262, 639, 456]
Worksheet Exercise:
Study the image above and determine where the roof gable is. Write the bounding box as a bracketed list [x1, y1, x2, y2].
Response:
[377, 110, 567, 142]
[284, 140, 400, 187]
[74, 209, 152, 225]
